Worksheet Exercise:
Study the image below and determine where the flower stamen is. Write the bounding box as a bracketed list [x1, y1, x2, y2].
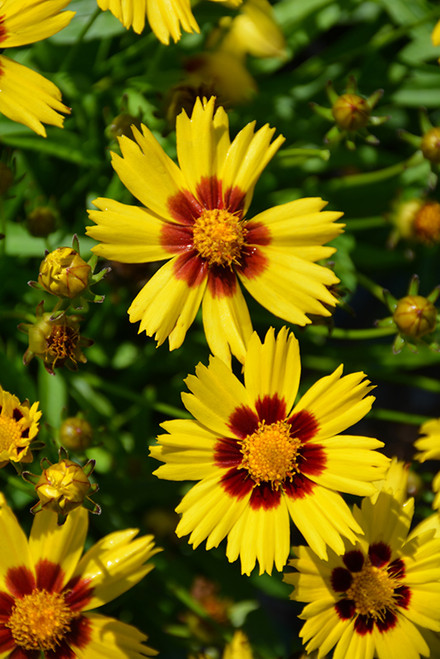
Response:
[192, 208, 247, 268]
[240, 420, 301, 489]
[6, 589, 77, 651]
[346, 560, 396, 618]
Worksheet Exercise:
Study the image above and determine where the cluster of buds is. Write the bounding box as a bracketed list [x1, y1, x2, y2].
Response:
[311, 76, 387, 149]
[20, 236, 109, 374]
[23, 448, 100, 525]
[376, 275, 440, 353]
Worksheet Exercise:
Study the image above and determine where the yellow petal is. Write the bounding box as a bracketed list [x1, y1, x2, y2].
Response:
[75, 613, 157, 657]
[112, 126, 185, 218]
[28, 507, 88, 585]
[244, 327, 300, 414]
[201, 275, 253, 366]
[1, 0, 74, 47]
[0, 493, 33, 589]
[128, 256, 207, 348]
[74, 530, 160, 610]
[87, 198, 168, 263]
[0, 55, 69, 136]
[146, 0, 199, 44]
[176, 97, 231, 198]
[182, 354, 252, 436]
[97, 0, 147, 34]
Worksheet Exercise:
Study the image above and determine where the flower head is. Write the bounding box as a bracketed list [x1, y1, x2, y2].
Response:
[24, 451, 100, 522]
[150, 327, 389, 575]
[22, 306, 92, 375]
[97, 0, 241, 44]
[38, 247, 92, 299]
[0, 493, 160, 657]
[285, 488, 440, 659]
[0, 385, 41, 469]
[87, 97, 343, 364]
[0, 0, 75, 136]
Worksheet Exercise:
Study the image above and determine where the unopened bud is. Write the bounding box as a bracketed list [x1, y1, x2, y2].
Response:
[421, 127, 440, 164]
[60, 417, 93, 451]
[413, 201, 440, 244]
[38, 247, 91, 298]
[27, 206, 57, 238]
[0, 162, 14, 196]
[331, 93, 370, 131]
[393, 295, 437, 338]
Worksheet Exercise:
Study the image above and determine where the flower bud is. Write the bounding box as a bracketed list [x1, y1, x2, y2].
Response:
[331, 93, 370, 131]
[393, 295, 437, 338]
[38, 247, 91, 298]
[24, 311, 91, 375]
[31, 457, 99, 518]
[413, 201, 440, 244]
[421, 127, 440, 164]
[27, 206, 57, 238]
[107, 113, 142, 139]
[60, 417, 93, 451]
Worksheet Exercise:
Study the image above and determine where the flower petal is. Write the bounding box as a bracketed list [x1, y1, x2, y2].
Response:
[182, 355, 252, 436]
[176, 97, 230, 198]
[74, 531, 159, 610]
[112, 126, 186, 218]
[292, 365, 375, 438]
[201, 275, 253, 365]
[128, 256, 207, 349]
[1, 0, 74, 47]
[146, 0, 199, 44]
[244, 327, 300, 414]
[87, 199, 169, 263]
[28, 507, 88, 586]
[0, 55, 69, 136]
[75, 613, 157, 657]
[0, 494, 32, 589]
[97, 0, 146, 34]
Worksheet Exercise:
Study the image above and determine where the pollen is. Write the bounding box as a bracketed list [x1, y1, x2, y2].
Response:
[6, 589, 76, 651]
[413, 201, 440, 244]
[240, 420, 301, 488]
[0, 415, 21, 451]
[46, 324, 79, 367]
[346, 560, 396, 618]
[192, 208, 247, 267]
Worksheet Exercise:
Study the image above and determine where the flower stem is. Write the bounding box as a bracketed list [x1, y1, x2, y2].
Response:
[60, 7, 101, 72]
[329, 151, 424, 190]
[309, 325, 395, 340]
[356, 272, 387, 304]
[369, 408, 428, 426]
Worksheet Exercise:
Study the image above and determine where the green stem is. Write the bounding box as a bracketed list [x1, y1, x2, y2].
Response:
[346, 216, 386, 231]
[329, 152, 424, 190]
[357, 272, 387, 304]
[379, 372, 440, 394]
[369, 408, 428, 426]
[60, 7, 101, 72]
[278, 147, 330, 161]
[309, 325, 395, 340]
[0, 198, 5, 256]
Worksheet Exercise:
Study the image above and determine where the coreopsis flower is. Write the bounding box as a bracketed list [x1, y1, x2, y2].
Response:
[0, 385, 41, 469]
[285, 489, 440, 659]
[0, 493, 159, 657]
[218, 0, 286, 59]
[0, 0, 75, 136]
[21, 306, 92, 375]
[150, 327, 389, 575]
[87, 97, 343, 364]
[414, 418, 440, 510]
[97, 0, 241, 44]
[24, 451, 100, 521]
[38, 247, 92, 299]
[223, 630, 253, 659]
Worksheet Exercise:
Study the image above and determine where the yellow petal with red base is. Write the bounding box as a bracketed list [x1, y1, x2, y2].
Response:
[75, 613, 157, 657]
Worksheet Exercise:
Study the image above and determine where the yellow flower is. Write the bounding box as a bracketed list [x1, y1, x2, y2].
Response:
[0, 493, 160, 657]
[285, 489, 440, 659]
[87, 97, 343, 364]
[97, 0, 241, 44]
[38, 247, 92, 299]
[150, 327, 389, 575]
[219, 0, 286, 59]
[0, 385, 41, 469]
[223, 630, 253, 659]
[414, 418, 440, 511]
[0, 0, 75, 136]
